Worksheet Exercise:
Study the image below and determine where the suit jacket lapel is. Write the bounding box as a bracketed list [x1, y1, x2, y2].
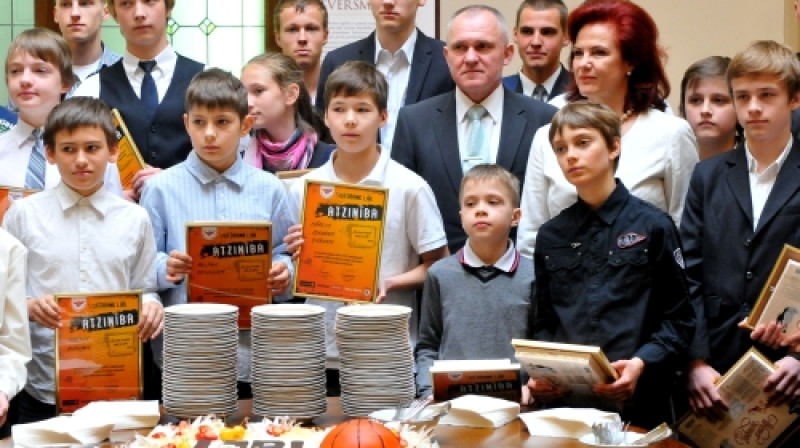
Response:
[434, 93, 463, 193]
[513, 74, 523, 94]
[755, 140, 800, 235]
[550, 66, 571, 100]
[406, 31, 432, 104]
[496, 89, 525, 170]
[725, 146, 754, 228]
[357, 32, 376, 63]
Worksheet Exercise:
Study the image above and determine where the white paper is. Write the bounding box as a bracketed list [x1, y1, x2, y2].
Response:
[12, 415, 115, 446]
[72, 400, 160, 430]
[519, 407, 620, 439]
[438, 395, 519, 428]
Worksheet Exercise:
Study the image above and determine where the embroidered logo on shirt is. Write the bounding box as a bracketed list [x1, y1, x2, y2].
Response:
[617, 232, 646, 249]
[673, 248, 685, 269]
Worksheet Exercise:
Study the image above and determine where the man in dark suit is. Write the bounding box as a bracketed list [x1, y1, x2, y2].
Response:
[680, 41, 800, 424]
[315, 0, 453, 149]
[502, 0, 570, 101]
[392, 5, 557, 253]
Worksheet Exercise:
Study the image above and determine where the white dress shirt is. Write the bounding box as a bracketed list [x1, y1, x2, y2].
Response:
[0, 121, 123, 195]
[455, 85, 505, 165]
[0, 229, 30, 401]
[73, 46, 179, 103]
[2, 182, 159, 404]
[518, 65, 563, 98]
[746, 136, 793, 230]
[517, 108, 699, 258]
[375, 29, 416, 150]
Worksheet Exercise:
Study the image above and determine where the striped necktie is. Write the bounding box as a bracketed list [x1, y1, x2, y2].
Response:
[532, 84, 548, 102]
[25, 128, 46, 190]
[463, 104, 488, 173]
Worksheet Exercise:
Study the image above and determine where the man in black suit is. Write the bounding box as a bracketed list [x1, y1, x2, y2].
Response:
[392, 5, 557, 253]
[502, 0, 570, 101]
[315, 0, 454, 149]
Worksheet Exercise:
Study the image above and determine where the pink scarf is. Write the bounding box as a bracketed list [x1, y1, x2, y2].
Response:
[249, 128, 317, 172]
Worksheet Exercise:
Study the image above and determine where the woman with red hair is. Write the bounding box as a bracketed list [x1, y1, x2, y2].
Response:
[517, 0, 698, 256]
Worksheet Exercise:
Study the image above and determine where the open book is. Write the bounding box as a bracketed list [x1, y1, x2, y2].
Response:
[438, 394, 520, 428]
[677, 348, 800, 448]
[512, 339, 619, 409]
[429, 359, 521, 402]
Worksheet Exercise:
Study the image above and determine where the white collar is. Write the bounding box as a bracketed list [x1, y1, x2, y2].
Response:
[455, 84, 504, 125]
[374, 28, 418, 65]
[518, 65, 563, 97]
[745, 135, 793, 175]
[461, 238, 519, 273]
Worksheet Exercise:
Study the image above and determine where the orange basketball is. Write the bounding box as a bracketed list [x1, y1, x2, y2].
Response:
[319, 419, 401, 448]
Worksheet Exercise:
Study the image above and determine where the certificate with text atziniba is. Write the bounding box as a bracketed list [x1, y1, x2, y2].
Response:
[293, 180, 388, 303]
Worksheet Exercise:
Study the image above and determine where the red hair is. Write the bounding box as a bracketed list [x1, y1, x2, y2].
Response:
[565, 0, 669, 113]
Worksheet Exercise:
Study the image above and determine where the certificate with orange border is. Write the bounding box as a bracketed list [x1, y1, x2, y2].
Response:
[186, 221, 272, 329]
[0, 184, 37, 225]
[293, 180, 387, 303]
[111, 108, 146, 190]
[55, 291, 142, 415]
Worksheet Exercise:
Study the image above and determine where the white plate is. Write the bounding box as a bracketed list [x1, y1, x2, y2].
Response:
[578, 431, 657, 447]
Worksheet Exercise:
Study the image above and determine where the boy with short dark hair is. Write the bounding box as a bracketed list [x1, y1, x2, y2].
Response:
[286, 61, 448, 395]
[682, 40, 800, 421]
[139, 68, 295, 400]
[528, 101, 694, 428]
[415, 163, 533, 402]
[2, 96, 162, 424]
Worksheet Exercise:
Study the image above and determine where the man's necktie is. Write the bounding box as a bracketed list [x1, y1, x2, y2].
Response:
[139, 60, 158, 117]
[463, 104, 488, 173]
[25, 129, 45, 190]
[532, 84, 548, 102]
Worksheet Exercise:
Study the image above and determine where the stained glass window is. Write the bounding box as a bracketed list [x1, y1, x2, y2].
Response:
[0, 0, 35, 105]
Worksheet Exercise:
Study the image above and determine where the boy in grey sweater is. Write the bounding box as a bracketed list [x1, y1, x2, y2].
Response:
[415, 164, 534, 404]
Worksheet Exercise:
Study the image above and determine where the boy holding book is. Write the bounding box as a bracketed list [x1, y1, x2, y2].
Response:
[285, 61, 448, 395]
[2, 97, 162, 424]
[138, 68, 295, 400]
[681, 40, 800, 422]
[528, 101, 694, 428]
[0, 28, 121, 193]
[415, 164, 533, 403]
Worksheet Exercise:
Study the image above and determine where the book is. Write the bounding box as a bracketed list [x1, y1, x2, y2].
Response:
[429, 359, 522, 402]
[677, 348, 800, 448]
[512, 339, 619, 408]
[746, 244, 800, 332]
[111, 108, 146, 191]
[438, 394, 520, 428]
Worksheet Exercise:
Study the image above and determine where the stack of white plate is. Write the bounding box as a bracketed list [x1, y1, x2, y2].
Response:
[336, 304, 415, 416]
[251, 304, 327, 419]
[162, 303, 239, 418]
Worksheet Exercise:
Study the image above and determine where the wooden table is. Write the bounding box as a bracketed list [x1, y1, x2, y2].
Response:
[0, 397, 689, 448]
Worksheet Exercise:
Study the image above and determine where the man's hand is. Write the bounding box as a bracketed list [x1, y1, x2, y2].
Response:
[593, 358, 644, 402]
[138, 301, 164, 341]
[166, 250, 192, 283]
[686, 359, 728, 420]
[741, 319, 785, 349]
[0, 391, 8, 426]
[283, 224, 303, 260]
[268, 261, 290, 295]
[27, 294, 60, 328]
[130, 166, 162, 201]
[764, 356, 800, 407]
[526, 378, 564, 403]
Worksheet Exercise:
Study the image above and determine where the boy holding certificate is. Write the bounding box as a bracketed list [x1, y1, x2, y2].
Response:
[681, 41, 800, 423]
[138, 68, 295, 400]
[285, 61, 448, 396]
[415, 164, 533, 402]
[2, 97, 162, 424]
[527, 102, 694, 428]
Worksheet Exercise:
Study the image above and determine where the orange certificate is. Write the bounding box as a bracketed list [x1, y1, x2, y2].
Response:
[293, 180, 388, 303]
[0, 185, 37, 225]
[186, 222, 272, 329]
[55, 292, 142, 415]
[111, 108, 146, 190]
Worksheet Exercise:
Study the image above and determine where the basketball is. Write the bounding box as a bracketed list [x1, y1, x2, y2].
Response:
[319, 419, 401, 448]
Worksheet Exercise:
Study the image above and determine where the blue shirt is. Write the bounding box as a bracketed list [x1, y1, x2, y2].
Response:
[139, 151, 295, 381]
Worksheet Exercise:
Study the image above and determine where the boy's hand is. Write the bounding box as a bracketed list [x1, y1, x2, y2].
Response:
[131, 166, 162, 200]
[138, 301, 164, 341]
[741, 318, 785, 349]
[268, 261, 290, 295]
[686, 359, 728, 420]
[782, 330, 800, 351]
[166, 250, 192, 283]
[27, 294, 61, 329]
[375, 278, 394, 303]
[593, 358, 644, 402]
[283, 224, 304, 260]
[0, 391, 8, 426]
[764, 356, 800, 407]
[526, 378, 564, 402]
